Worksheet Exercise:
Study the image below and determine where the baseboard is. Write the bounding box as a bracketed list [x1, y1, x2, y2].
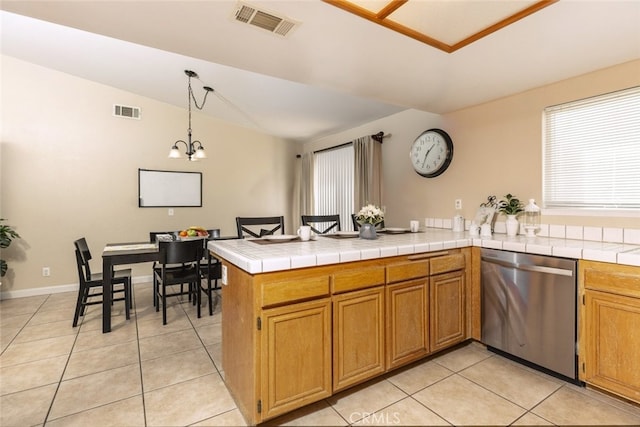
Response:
[0, 275, 153, 300]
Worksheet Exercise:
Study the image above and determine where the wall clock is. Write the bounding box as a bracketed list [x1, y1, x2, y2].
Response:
[409, 128, 454, 178]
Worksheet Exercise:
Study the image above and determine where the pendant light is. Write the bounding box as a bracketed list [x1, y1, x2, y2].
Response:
[169, 70, 213, 161]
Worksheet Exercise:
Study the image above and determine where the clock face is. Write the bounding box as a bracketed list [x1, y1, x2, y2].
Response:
[409, 129, 453, 178]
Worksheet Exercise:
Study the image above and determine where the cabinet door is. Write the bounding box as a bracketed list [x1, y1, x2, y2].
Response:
[430, 270, 465, 352]
[333, 286, 385, 392]
[386, 278, 429, 369]
[260, 298, 332, 421]
[584, 290, 640, 404]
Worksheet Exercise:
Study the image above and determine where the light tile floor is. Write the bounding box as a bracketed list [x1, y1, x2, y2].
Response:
[2, 283, 640, 426]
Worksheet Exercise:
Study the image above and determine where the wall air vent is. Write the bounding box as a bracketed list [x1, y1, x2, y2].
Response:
[113, 104, 140, 119]
[233, 2, 299, 37]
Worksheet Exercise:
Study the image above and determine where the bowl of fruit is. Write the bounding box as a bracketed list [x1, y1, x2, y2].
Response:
[177, 226, 209, 240]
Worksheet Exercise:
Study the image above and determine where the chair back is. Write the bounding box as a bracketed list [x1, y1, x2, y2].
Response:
[351, 214, 385, 230]
[236, 216, 285, 238]
[73, 238, 93, 280]
[301, 214, 341, 234]
[158, 239, 203, 266]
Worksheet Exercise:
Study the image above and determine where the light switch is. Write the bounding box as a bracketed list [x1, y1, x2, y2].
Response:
[168, 208, 174, 216]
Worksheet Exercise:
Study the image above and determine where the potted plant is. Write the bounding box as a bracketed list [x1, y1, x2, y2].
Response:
[355, 204, 384, 239]
[498, 194, 524, 237]
[1, 219, 21, 278]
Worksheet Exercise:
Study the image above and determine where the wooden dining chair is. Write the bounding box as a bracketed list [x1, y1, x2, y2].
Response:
[154, 239, 203, 325]
[72, 237, 132, 327]
[351, 214, 385, 230]
[236, 216, 285, 238]
[301, 214, 341, 234]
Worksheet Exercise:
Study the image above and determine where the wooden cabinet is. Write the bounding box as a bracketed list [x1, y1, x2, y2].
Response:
[430, 270, 465, 352]
[221, 251, 470, 424]
[386, 278, 429, 369]
[332, 265, 386, 392]
[580, 261, 640, 404]
[332, 286, 385, 391]
[260, 298, 332, 419]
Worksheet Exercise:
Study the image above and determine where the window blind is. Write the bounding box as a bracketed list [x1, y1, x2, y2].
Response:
[313, 145, 354, 230]
[543, 86, 640, 209]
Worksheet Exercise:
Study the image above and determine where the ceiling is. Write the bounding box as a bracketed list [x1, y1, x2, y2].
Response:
[1, 1, 639, 142]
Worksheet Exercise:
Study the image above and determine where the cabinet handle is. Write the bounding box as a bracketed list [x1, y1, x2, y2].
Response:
[408, 251, 449, 260]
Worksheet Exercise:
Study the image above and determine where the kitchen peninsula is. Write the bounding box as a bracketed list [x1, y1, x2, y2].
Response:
[208, 229, 640, 425]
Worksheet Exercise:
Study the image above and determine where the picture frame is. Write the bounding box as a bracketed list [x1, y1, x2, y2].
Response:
[473, 206, 496, 227]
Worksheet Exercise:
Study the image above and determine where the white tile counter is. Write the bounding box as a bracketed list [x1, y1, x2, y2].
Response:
[208, 229, 640, 274]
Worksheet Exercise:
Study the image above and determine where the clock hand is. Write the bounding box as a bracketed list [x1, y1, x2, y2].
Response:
[422, 144, 435, 168]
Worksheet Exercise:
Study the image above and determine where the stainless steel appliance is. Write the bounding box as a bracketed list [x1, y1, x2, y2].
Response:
[481, 248, 578, 381]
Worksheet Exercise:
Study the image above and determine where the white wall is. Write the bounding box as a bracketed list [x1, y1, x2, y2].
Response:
[0, 56, 297, 294]
[306, 60, 640, 230]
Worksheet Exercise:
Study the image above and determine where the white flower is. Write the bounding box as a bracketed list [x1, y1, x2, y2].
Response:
[356, 204, 384, 225]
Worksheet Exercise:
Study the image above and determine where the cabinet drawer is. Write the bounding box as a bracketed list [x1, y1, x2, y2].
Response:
[583, 267, 640, 299]
[332, 266, 385, 294]
[262, 276, 330, 307]
[386, 261, 429, 284]
[430, 253, 465, 275]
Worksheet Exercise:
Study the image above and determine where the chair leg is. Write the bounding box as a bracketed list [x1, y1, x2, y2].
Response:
[155, 278, 160, 313]
[72, 283, 85, 327]
[152, 273, 158, 308]
[162, 283, 167, 325]
[196, 280, 201, 319]
[124, 279, 131, 320]
[206, 278, 213, 316]
[79, 285, 91, 317]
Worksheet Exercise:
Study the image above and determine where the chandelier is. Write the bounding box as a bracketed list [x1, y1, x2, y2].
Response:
[168, 70, 213, 161]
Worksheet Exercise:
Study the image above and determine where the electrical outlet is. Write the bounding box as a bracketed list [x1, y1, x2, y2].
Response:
[455, 199, 462, 210]
[42, 267, 50, 277]
[168, 208, 174, 216]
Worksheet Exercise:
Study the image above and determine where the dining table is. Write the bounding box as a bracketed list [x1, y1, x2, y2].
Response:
[101, 242, 160, 333]
[101, 235, 237, 333]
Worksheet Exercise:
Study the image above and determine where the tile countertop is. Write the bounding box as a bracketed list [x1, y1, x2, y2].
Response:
[208, 229, 640, 274]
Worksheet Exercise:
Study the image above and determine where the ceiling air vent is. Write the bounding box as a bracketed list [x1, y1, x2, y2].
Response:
[233, 2, 299, 37]
[113, 104, 140, 120]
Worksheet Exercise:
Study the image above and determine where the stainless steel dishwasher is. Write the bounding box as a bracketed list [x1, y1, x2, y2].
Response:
[481, 248, 579, 382]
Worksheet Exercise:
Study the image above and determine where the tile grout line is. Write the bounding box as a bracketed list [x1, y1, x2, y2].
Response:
[39, 293, 81, 426]
[133, 283, 149, 427]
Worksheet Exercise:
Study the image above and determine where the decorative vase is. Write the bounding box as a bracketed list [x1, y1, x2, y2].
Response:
[505, 215, 519, 237]
[359, 223, 377, 240]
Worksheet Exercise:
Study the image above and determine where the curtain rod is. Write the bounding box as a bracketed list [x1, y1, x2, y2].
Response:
[295, 132, 390, 157]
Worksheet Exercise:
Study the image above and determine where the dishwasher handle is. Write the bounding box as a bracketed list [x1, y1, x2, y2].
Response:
[481, 256, 574, 277]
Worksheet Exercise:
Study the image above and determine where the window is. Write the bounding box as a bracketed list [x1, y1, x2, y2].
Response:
[543, 86, 640, 210]
[313, 145, 354, 230]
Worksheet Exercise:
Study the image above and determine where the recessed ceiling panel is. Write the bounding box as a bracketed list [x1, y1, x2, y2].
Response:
[328, 0, 557, 52]
[386, 0, 540, 46]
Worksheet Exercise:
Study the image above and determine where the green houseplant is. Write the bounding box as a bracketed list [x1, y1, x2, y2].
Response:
[1, 219, 21, 277]
[498, 194, 524, 216]
[498, 194, 524, 237]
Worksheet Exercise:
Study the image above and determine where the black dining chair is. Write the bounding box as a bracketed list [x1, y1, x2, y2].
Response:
[149, 231, 180, 307]
[301, 214, 341, 234]
[351, 214, 385, 230]
[72, 238, 132, 327]
[198, 229, 222, 316]
[236, 216, 285, 238]
[154, 239, 203, 325]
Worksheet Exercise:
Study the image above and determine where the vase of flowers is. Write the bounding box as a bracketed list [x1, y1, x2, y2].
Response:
[355, 204, 384, 240]
[498, 194, 524, 237]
